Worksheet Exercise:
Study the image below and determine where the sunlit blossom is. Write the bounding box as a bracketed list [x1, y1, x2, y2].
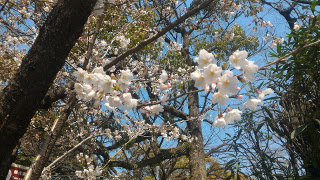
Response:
[190, 70, 207, 88]
[120, 69, 133, 83]
[99, 75, 115, 93]
[203, 64, 222, 84]
[242, 98, 263, 111]
[212, 92, 229, 106]
[243, 61, 258, 81]
[217, 70, 239, 94]
[225, 109, 242, 124]
[73, 68, 87, 81]
[229, 50, 249, 69]
[195, 49, 214, 69]
[213, 115, 227, 128]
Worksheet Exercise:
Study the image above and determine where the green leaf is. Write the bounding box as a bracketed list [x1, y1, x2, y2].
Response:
[235, 162, 239, 170]
[291, 125, 308, 139]
[314, 119, 320, 126]
[262, 106, 274, 119]
[225, 159, 236, 169]
[311, 0, 317, 12]
[256, 123, 264, 132]
[257, 82, 264, 89]
[265, 117, 284, 137]
[264, 96, 280, 101]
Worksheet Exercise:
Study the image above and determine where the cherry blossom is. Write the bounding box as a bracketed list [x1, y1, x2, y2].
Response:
[151, 104, 164, 115]
[217, 70, 239, 94]
[159, 70, 168, 83]
[194, 49, 214, 69]
[119, 69, 134, 83]
[213, 115, 227, 128]
[190, 70, 207, 88]
[212, 92, 229, 106]
[73, 68, 87, 81]
[115, 35, 131, 48]
[99, 75, 115, 93]
[243, 61, 259, 81]
[258, 88, 274, 100]
[229, 50, 249, 69]
[203, 64, 222, 84]
[225, 109, 242, 124]
[242, 98, 263, 111]
[293, 22, 300, 31]
[122, 93, 138, 110]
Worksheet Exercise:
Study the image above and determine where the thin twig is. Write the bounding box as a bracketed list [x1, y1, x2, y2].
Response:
[45, 134, 94, 169]
[83, 14, 106, 68]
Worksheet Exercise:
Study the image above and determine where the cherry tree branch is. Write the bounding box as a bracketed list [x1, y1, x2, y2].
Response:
[137, 89, 203, 108]
[0, 0, 8, 13]
[103, 0, 217, 71]
[236, 39, 320, 78]
[83, 14, 105, 68]
[39, 82, 74, 109]
[45, 134, 94, 170]
[163, 105, 188, 119]
[107, 146, 188, 170]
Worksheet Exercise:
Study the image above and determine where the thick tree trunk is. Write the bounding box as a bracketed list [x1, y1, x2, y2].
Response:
[182, 31, 207, 179]
[0, 0, 97, 178]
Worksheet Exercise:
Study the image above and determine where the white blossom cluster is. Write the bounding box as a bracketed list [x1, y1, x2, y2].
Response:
[75, 153, 102, 180]
[190, 49, 273, 128]
[293, 22, 300, 31]
[220, 1, 242, 17]
[115, 35, 131, 49]
[73, 67, 139, 111]
[167, 41, 182, 51]
[262, 34, 285, 48]
[160, 125, 193, 142]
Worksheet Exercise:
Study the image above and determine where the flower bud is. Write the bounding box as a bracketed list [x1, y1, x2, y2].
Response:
[237, 76, 246, 83]
[227, 107, 232, 112]
[222, 62, 228, 70]
[211, 82, 217, 89]
[254, 88, 262, 94]
[204, 84, 210, 93]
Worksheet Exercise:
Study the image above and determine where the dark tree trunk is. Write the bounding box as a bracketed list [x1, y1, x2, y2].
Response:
[183, 32, 207, 179]
[280, 92, 320, 179]
[186, 81, 207, 179]
[0, 0, 97, 178]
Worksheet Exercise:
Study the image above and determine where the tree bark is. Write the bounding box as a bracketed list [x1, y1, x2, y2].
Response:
[186, 82, 207, 180]
[183, 32, 207, 179]
[0, 0, 97, 178]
